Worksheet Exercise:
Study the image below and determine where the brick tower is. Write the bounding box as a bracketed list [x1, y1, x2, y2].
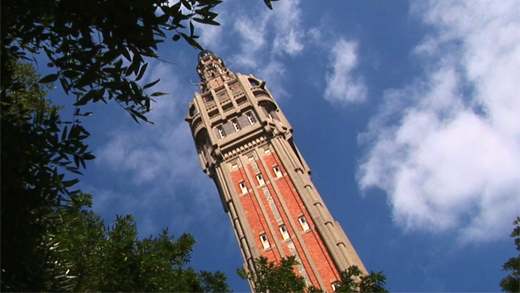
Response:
[186, 50, 366, 292]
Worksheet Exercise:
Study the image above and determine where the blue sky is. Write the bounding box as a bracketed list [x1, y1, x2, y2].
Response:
[52, 0, 520, 291]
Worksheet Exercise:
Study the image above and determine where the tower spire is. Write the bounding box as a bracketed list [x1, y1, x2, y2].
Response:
[186, 52, 366, 292]
[197, 50, 235, 93]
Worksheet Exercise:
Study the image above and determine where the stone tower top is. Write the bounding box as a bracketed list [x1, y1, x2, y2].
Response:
[196, 50, 235, 93]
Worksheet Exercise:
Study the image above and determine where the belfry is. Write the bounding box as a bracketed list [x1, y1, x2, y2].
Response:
[186, 50, 366, 291]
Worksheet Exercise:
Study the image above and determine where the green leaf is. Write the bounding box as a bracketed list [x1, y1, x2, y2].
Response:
[172, 34, 181, 41]
[63, 178, 80, 188]
[136, 63, 148, 81]
[130, 110, 148, 123]
[39, 73, 58, 83]
[61, 126, 68, 141]
[180, 0, 192, 10]
[83, 153, 95, 160]
[74, 90, 97, 106]
[143, 79, 160, 89]
[180, 33, 203, 50]
[127, 57, 141, 76]
[62, 70, 80, 78]
[263, 0, 278, 10]
[151, 92, 168, 97]
[74, 154, 80, 168]
[121, 47, 132, 61]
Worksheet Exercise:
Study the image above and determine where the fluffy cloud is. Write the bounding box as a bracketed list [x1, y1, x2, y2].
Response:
[231, 0, 304, 65]
[92, 60, 223, 235]
[207, 0, 305, 99]
[270, 0, 304, 57]
[358, 0, 520, 243]
[324, 39, 367, 104]
[96, 60, 201, 187]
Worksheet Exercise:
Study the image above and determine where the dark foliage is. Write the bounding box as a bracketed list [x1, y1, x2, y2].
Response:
[1, 62, 94, 291]
[0, 0, 275, 290]
[238, 256, 307, 293]
[239, 256, 389, 293]
[47, 193, 231, 292]
[500, 217, 520, 293]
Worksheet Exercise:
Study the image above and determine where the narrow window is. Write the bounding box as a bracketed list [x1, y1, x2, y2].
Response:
[279, 225, 289, 240]
[273, 166, 282, 178]
[189, 105, 198, 116]
[217, 126, 226, 138]
[298, 216, 310, 231]
[246, 112, 256, 124]
[260, 234, 270, 249]
[256, 174, 265, 185]
[239, 181, 247, 194]
[232, 119, 241, 131]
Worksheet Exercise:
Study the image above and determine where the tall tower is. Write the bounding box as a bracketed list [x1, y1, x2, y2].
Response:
[186, 50, 366, 292]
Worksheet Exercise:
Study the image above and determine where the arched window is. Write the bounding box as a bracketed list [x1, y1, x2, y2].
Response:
[249, 78, 260, 87]
[259, 101, 279, 121]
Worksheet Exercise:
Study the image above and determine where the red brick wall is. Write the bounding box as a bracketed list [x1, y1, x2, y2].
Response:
[228, 151, 340, 291]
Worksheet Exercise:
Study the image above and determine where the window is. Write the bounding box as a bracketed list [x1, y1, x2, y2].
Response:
[267, 112, 273, 120]
[222, 103, 233, 112]
[260, 234, 270, 249]
[246, 112, 256, 124]
[239, 181, 247, 194]
[203, 95, 214, 102]
[298, 216, 310, 231]
[232, 119, 241, 131]
[217, 126, 226, 138]
[256, 174, 265, 185]
[189, 105, 198, 116]
[273, 166, 282, 178]
[279, 225, 289, 240]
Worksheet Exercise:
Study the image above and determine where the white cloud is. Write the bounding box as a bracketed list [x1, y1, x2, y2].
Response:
[271, 0, 305, 57]
[257, 59, 288, 99]
[197, 8, 227, 49]
[92, 60, 226, 234]
[231, 0, 304, 64]
[217, 0, 304, 100]
[358, 0, 520, 244]
[324, 39, 367, 104]
[232, 17, 268, 69]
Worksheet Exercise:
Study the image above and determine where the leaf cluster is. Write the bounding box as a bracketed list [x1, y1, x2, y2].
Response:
[238, 256, 307, 293]
[1, 0, 224, 124]
[1, 62, 95, 291]
[334, 266, 389, 293]
[239, 256, 389, 293]
[500, 217, 520, 293]
[47, 193, 231, 292]
[0, 0, 278, 291]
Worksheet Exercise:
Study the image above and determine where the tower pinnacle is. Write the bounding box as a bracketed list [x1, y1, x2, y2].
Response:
[196, 50, 235, 93]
